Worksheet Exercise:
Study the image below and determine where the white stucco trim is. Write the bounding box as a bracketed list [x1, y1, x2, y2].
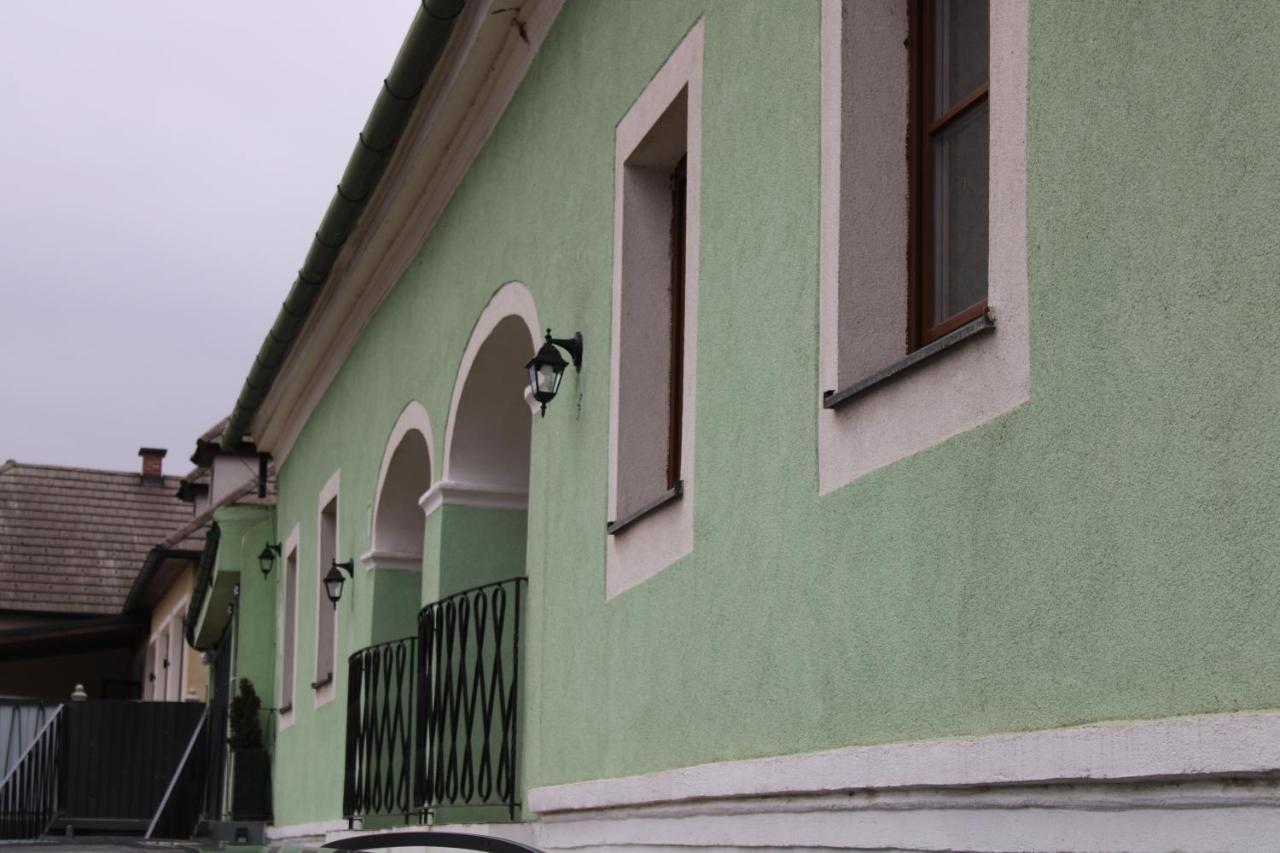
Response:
[817, 0, 1031, 495]
[312, 469, 341, 709]
[441, 280, 541, 485]
[417, 479, 529, 518]
[528, 780, 1280, 852]
[357, 548, 422, 572]
[529, 710, 1280, 815]
[605, 19, 703, 599]
[370, 399, 435, 560]
[277, 522, 301, 733]
[264, 817, 348, 843]
[255, 0, 565, 468]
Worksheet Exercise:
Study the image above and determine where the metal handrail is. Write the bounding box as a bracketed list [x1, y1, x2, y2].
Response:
[347, 634, 417, 666]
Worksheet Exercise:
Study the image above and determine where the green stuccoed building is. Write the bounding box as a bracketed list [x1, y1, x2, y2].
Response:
[185, 1, 1280, 850]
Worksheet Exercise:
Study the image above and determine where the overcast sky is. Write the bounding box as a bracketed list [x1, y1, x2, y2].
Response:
[0, 1, 416, 474]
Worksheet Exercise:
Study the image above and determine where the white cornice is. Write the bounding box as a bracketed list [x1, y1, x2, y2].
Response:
[418, 479, 529, 517]
[357, 549, 422, 572]
[253, 0, 565, 468]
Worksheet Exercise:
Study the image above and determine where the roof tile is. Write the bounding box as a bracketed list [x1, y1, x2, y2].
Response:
[0, 463, 197, 614]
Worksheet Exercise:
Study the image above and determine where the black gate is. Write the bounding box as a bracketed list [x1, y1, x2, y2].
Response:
[58, 701, 205, 835]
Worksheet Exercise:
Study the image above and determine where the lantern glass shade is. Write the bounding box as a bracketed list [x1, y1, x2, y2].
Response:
[323, 565, 345, 607]
[525, 340, 568, 413]
[258, 545, 276, 578]
[533, 361, 563, 398]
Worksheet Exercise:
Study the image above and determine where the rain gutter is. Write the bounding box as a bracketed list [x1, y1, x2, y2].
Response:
[220, 0, 467, 450]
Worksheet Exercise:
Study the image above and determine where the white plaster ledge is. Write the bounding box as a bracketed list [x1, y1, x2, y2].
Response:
[418, 479, 529, 517]
[528, 711, 1280, 815]
[358, 548, 423, 572]
[265, 817, 348, 842]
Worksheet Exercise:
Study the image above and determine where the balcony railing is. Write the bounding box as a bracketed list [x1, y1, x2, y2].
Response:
[343, 576, 526, 825]
[344, 635, 419, 821]
[417, 577, 526, 820]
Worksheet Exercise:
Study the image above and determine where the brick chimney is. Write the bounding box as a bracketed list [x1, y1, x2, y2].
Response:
[138, 447, 167, 485]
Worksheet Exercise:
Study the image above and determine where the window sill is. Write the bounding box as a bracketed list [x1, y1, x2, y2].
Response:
[823, 310, 996, 409]
[607, 481, 683, 536]
[279, 702, 293, 715]
[310, 673, 333, 691]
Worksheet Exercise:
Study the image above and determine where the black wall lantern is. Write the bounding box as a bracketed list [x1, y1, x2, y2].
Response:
[325, 559, 355, 608]
[258, 543, 282, 579]
[525, 329, 583, 416]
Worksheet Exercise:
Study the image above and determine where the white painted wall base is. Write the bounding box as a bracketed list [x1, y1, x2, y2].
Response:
[270, 712, 1280, 851]
[524, 711, 1280, 852]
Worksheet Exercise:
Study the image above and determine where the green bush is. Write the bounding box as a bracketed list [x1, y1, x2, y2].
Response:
[227, 677, 263, 750]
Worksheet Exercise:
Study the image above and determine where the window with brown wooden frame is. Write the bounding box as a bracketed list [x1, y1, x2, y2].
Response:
[910, 0, 990, 350]
[611, 90, 689, 535]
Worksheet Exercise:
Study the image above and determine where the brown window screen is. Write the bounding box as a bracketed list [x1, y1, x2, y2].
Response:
[667, 156, 687, 490]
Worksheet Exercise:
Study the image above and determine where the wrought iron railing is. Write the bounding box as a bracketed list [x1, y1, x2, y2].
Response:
[417, 577, 526, 820]
[0, 705, 63, 839]
[342, 577, 527, 825]
[344, 635, 419, 821]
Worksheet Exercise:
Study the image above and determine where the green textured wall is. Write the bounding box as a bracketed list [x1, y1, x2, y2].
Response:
[214, 505, 277, 708]
[257, 0, 1280, 827]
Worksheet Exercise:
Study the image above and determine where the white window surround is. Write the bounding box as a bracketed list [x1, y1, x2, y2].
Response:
[606, 19, 703, 600]
[278, 523, 301, 732]
[359, 400, 435, 572]
[817, 0, 1030, 495]
[313, 470, 340, 708]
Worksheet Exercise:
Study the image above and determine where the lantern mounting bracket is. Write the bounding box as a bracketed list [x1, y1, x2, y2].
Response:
[548, 331, 583, 370]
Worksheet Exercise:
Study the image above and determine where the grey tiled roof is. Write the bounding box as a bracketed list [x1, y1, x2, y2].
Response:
[0, 461, 197, 615]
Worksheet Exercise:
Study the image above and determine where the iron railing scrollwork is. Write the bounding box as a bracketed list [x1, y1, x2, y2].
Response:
[0, 705, 63, 839]
[417, 577, 526, 819]
[344, 634, 419, 821]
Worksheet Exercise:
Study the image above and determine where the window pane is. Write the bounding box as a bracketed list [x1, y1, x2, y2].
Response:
[932, 100, 988, 323]
[932, 0, 988, 117]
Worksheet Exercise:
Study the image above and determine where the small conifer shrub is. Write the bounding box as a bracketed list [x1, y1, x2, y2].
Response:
[227, 677, 264, 750]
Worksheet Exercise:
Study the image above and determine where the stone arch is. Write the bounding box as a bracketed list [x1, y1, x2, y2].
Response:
[421, 281, 540, 599]
[362, 401, 434, 571]
[439, 281, 540, 494]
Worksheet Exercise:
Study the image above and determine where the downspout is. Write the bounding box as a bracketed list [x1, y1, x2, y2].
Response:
[220, 0, 467, 450]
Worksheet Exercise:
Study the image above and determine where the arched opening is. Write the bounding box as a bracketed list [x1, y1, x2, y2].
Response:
[423, 281, 539, 599]
[448, 314, 534, 492]
[365, 401, 435, 571]
[425, 285, 537, 822]
[373, 430, 432, 561]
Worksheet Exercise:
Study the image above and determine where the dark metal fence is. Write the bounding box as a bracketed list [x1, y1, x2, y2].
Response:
[146, 704, 211, 840]
[0, 705, 63, 839]
[417, 577, 526, 819]
[344, 635, 419, 821]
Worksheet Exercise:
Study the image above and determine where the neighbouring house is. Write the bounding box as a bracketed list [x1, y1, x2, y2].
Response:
[0, 450, 202, 701]
[168, 0, 1280, 850]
